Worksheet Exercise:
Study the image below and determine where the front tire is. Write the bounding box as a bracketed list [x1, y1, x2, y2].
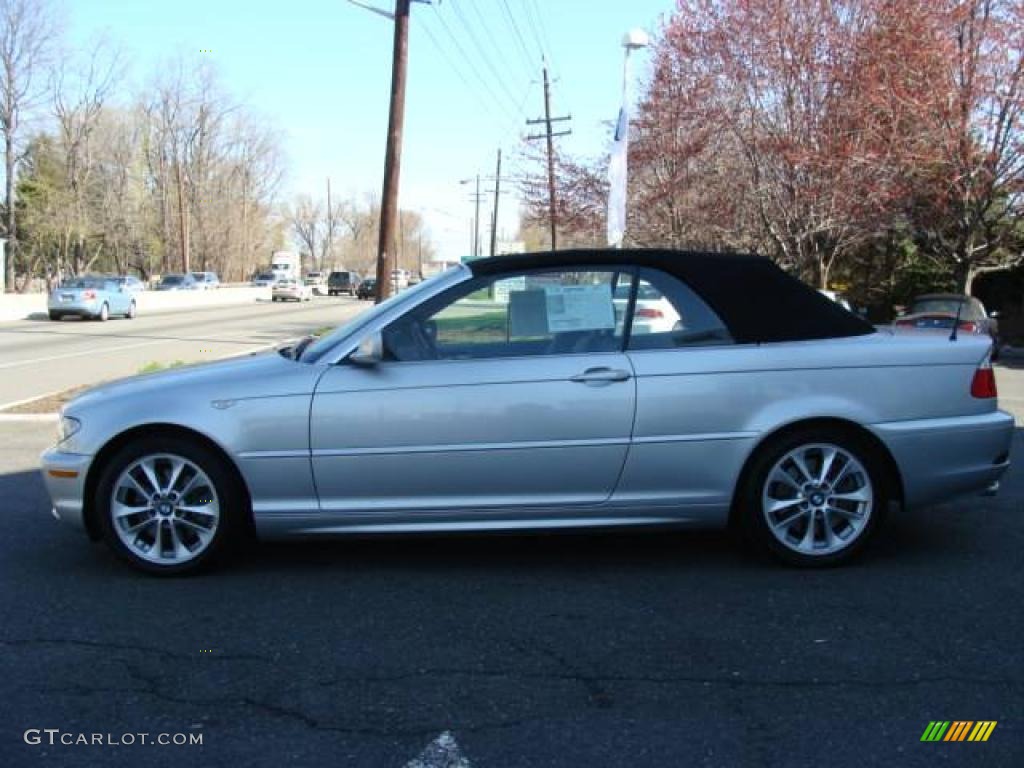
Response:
[738, 428, 886, 567]
[49, 311, 61, 321]
[126, 300, 137, 319]
[95, 436, 243, 575]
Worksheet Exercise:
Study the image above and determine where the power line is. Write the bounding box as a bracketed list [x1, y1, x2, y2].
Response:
[497, 0, 538, 76]
[428, 7, 524, 127]
[517, 0, 547, 64]
[525, 0, 558, 77]
[460, 0, 534, 92]
[446, 0, 528, 117]
[418, 12, 520, 133]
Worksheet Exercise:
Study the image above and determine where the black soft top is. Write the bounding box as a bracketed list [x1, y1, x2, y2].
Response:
[468, 249, 874, 344]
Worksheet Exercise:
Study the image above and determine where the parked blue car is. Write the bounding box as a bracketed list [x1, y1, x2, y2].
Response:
[48, 276, 138, 322]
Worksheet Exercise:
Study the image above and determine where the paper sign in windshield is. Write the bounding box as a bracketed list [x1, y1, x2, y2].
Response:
[544, 284, 615, 333]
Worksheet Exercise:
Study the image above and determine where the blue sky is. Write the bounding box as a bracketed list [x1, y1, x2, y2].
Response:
[69, 0, 674, 259]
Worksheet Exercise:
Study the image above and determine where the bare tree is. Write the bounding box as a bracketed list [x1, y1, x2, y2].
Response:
[0, 0, 56, 291]
[52, 35, 122, 274]
[288, 194, 321, 272]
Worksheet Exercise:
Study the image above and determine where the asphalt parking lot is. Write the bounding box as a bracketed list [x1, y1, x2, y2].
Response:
[1, 410, 1022, 766]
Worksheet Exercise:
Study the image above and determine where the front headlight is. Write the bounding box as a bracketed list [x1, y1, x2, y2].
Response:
[57, 414, 81, 444]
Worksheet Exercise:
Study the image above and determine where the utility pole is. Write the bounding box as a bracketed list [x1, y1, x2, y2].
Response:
[345, 0, 432, 301]
[460, 174, 485, 257]
[375, 0, 411, 301]
[490, 149, 502, 257]
[526, 63, 571, 251]
[348, 0, 432, 293]
[325, 177, 333, 271]
[472, 175, 481, 257]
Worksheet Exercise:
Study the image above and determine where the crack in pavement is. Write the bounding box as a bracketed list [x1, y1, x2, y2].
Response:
[7, 636, 1020, 694]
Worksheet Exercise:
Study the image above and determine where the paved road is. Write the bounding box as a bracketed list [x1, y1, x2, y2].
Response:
[0, 417, 1021, 767]
[0, 297, 367, 408]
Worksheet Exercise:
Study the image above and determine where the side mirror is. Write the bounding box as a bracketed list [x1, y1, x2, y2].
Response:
[423, 319, 438, 344]
[349, 331, 383, 366]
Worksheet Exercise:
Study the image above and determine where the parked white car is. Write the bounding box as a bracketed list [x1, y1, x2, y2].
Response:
[613, 282, 681, 334]
[272, 279, 313, 302]
[305, 272, 329, 296]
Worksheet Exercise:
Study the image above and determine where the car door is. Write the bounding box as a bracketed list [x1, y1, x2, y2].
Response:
[105, 279, 129, 314]
[309, 268, 637, 515]
[613, 267, 750, 513]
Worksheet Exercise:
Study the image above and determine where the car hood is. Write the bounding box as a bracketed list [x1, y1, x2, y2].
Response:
[66, 351, 317, 414]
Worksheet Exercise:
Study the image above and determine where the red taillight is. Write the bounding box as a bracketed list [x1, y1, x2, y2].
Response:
[958, 321, 978, 333]
[82, 290, 96, 299]
[971, 366, 997, 398]
[635, 308, 664, 319]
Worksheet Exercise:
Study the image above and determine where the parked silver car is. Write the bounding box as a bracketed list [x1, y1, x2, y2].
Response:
[40, 250, 1014, 574]
[156, 273, 196, 291]
[190, 271, 221, 290]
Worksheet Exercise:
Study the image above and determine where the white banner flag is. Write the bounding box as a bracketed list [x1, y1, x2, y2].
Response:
[608, 43, 639, 248]
[607, 104, 629, 247]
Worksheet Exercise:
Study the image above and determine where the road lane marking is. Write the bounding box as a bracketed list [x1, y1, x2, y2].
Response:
[0, 339, 170, 370]
[404, 732, 472, 768]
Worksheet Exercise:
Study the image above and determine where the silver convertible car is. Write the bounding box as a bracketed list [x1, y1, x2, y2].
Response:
[41, 250, 1014, 574]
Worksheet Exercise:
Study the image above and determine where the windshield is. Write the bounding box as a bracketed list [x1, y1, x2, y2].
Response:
[161, 275, 183, 285]
[300, 267, 463, 363]
[911, 298, 965, 315]
[60, 277, 105, 289]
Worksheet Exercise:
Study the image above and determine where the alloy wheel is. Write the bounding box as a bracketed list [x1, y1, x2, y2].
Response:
[110, 453, 220, 565]
[761, 442, 873, 556]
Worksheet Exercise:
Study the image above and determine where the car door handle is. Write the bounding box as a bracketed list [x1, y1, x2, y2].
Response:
[569, 367, 631, 384]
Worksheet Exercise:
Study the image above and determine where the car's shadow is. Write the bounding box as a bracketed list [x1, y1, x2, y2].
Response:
[6, 426, 1021, 579]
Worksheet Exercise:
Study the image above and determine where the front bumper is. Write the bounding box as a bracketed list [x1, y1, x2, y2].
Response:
[871, 410, 1014, 508]
[39, 448, 93, 531]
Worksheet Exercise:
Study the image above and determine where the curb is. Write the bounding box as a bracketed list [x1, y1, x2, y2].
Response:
[0, 413, 58, 423]
[0, 341, 284, 420]
[0, 387, 77, 413]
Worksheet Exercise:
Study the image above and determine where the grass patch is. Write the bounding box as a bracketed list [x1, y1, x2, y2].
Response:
[0, 385, 90, 414]
[137, 360, 186, 375]
[434, 310, 508, 343]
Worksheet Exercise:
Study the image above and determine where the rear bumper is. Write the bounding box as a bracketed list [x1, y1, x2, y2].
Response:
[39, 448, 93, 531]
[871, 410, 1014, 508]
[47, 299, 101, 316]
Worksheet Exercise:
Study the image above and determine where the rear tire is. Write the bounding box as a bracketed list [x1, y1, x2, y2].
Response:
[96, 303, 109, 322]
[95, 436, 244, 576]
[49, 311, 61, 321]
[738, 427, 887, 567]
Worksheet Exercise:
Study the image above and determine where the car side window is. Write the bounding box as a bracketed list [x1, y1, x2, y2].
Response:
[627, 268, 733, 350]
[383, 269, 629, 362]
